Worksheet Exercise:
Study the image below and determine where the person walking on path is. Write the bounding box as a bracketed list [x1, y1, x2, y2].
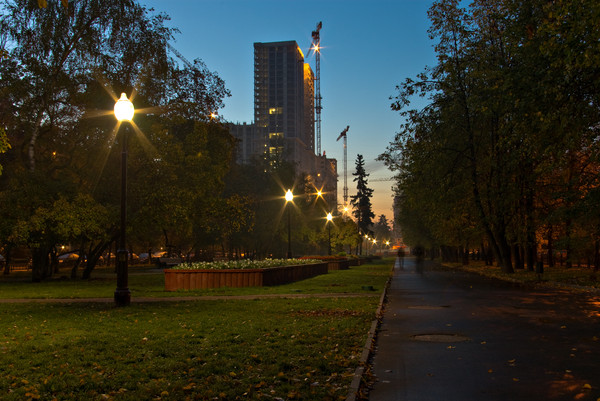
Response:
[396, 248, 405, 270]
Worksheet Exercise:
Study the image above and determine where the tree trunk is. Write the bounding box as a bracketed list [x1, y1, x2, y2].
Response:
[71, 240, 86, 279]
[28, 112, 45, 172]
[82, 239, 113, 279]
[547, 226, 555, 267]
[462, 246, 469, 266]
[513, 244, 523, 269]
[498, 236, 514, 273]
[594, 239, 599, 273]
[2, 244, 13, 275]
[31, 247, 50, 282]
[565, 218, 573, 269]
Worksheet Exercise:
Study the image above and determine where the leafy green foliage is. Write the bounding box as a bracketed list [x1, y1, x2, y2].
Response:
[381, 0, 600, 272]
[0, 0, 238, 278]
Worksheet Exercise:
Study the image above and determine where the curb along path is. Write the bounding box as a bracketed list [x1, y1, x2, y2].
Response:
[346, 258, 396, 401]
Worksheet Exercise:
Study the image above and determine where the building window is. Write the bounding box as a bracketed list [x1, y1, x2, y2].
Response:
[269, 132, 283, 139]
[269, 107, 283, 115]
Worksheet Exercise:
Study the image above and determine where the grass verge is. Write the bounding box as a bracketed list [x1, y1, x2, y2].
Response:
[0, 259, 392, 299]
[0, 296, 379, 400]
[443, 261, 600, 291]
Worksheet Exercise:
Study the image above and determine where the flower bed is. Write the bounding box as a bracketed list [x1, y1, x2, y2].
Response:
[164, 259, 327, 291]
[299, 256, 351, 271]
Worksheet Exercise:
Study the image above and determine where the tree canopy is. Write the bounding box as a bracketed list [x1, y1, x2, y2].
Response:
[350, 154, 375, 254]
[0, 0, 234, 279]
[380, 0, 600, 272]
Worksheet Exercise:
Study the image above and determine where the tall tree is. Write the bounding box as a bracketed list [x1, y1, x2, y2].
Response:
[373, 215, 391, 242]
[0, 0, 232, 279]
[350, 154, 375, 254]
[381, 0, 600, 273]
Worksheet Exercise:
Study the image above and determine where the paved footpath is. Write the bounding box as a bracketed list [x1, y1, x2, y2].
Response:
[368, 257, 600, 401]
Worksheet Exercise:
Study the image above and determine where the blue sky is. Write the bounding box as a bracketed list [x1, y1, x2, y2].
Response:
[142, 0, 437, 221]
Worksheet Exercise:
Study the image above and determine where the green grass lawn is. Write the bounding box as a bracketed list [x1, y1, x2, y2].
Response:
[0, 259, 391, 299]
[1, 297, 378, 400]
[0, 259, 392, 400]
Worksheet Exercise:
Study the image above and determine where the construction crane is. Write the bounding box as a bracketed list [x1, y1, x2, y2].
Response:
[309, 22, 323, 156]
[167, 43, 195, 70]
[167, 43, 219, 119]
[336, 125, 350, 205]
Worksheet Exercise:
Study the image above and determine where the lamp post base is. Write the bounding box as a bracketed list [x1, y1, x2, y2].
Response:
[114, 249, 130, 307]
[114, 288, 131, 307]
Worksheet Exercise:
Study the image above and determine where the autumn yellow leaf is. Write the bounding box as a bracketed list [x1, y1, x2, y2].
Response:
[37, 0, 47, 8]
[583, 383, 592, 390]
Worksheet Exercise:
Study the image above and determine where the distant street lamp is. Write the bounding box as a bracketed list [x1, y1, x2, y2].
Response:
[114, 93, 134, 307]
[326, 212, 333, 255]
[285, 189, 293, 258]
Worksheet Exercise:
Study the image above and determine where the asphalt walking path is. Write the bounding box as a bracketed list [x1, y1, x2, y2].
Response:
[368, 257, 600, 401]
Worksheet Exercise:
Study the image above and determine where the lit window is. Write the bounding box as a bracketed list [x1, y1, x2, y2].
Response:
[269, 107, 283, 115]
[269, 132, 283, 139]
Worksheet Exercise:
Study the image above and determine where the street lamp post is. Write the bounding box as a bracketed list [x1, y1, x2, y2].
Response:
[326, 212, 333, 255]
[285, 189, 293, 258]
[114, 93, 134, 307]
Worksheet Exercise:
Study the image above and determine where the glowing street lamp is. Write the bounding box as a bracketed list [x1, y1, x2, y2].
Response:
[326, 212, 333, 255]
[285, 189, 293, 258]
[114, 93, 134, 307]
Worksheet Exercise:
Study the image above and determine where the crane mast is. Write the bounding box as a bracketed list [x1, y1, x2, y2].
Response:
[336, 126, 350, 205]
[311, 22, 322, 155]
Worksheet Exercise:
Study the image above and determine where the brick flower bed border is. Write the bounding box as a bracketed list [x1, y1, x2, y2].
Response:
[164, 262, 328, 291]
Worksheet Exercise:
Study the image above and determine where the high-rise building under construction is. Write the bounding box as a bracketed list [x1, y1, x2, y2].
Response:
[229, 40, 337, 207]
[253, 41, 315, 172]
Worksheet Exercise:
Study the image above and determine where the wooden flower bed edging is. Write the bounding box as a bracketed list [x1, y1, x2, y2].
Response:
[164, 262, 328, 291]
[327, 259, 350, 271]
